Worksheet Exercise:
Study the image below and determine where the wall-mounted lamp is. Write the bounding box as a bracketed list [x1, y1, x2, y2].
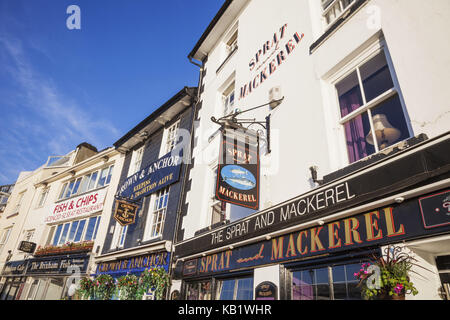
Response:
[394, 197, 405, 203]
[269, 86, 283, 109]
[210, 87, 284, 155]
[309, 166, 324, 185]
[317, 220, 325, 226]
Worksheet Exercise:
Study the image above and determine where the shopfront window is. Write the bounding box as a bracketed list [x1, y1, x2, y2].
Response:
[186, 281, 212, 300]
[216, 276, 253, 300]
[291, 263, 362, 300]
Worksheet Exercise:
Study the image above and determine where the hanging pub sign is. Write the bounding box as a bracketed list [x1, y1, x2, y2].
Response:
[113, 200, 139, 227]
[18, 241, 37, 254]
[117, 151, 182, 201]
[255, 282, 278, 300]
[216, 129, 259, 210]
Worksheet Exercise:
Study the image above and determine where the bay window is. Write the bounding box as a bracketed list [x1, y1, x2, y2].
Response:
[334, 48, 410, 164]
[58, 164, 114, 200]
[51, 216, 101, 245]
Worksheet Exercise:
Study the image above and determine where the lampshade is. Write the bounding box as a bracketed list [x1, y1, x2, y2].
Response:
[366, 114, 401, 147]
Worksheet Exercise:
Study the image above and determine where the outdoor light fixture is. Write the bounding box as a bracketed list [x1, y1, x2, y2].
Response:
[211, 88, 285, 154]
[309, 166, 324, 185]
[395, 197, 405, 203]
[366, 114, 401, 150]
[269, 86, 283, 109]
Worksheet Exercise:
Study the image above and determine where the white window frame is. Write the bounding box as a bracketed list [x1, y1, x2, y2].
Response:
[162, 120, 181, 156]
[220, 22, 239, 68]
[209, 164, 226, 226]
[222, 83, 236, 117]
[321, 0, 357, 29]
[51, 215, 101, 246]
[111, 222, 128, 249]
[0, 227, 12, 254]
[23, 229, 35, 242]
[129, 146, 145, 176]
[326, 40, 412, 165]
[13, 191, 26, 214]
[36, 187, 50, 208]
[144, 187, 170, 241]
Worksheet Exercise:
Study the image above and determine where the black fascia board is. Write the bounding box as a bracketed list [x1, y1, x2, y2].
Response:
[113, 87, 196, 149]
[187, 0, 234, 62]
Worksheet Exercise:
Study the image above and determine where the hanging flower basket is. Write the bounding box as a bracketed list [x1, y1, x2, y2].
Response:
[34, 241, 94, 257]
[355, 245, 427, 300]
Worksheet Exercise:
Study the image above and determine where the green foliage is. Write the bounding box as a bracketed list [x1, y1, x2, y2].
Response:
[139, 267, 171, 300]
[116, 274, 141, 300]
[76, 277, 96, 300]
[355, 246, 423, 300]
[76, 267, 171, 300]
[95, 274, 116, 300]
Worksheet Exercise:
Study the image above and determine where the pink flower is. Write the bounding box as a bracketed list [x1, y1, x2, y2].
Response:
[394, 284, 404, 294]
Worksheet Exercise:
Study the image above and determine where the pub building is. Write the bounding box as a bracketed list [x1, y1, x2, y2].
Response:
[0, 143, 123, 300]
[92, 87, 197, 299]
[171, 0, 450, 300]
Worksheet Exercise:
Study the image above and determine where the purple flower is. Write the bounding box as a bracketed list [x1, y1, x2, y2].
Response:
[394, 284, 404, 294]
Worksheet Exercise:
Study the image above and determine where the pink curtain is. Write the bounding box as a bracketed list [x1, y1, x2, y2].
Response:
[339, 89, 367, 163]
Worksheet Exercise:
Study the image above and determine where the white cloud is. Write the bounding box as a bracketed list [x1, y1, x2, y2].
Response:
[0, 34, 120, 184]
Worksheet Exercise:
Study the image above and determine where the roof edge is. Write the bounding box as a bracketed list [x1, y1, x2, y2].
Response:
[113, 87, 197, 148]
[188, 0, 234, 61]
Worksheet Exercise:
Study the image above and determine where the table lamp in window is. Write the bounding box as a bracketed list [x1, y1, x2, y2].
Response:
[366, 114, 401, 150]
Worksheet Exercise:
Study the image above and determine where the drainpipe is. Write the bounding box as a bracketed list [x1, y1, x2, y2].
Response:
[167, 56, 204, 299]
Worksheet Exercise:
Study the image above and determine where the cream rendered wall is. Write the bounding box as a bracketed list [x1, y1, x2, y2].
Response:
[183, 0, 330, 240]
[253, 265, 280, 299]
[14, 150, 124, 276]
[0, 168, 54, 269]
[311, 0, 450, 171]
[381, 242, 447, 300]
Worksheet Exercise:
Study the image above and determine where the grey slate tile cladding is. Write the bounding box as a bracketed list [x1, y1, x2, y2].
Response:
[101, 106, 193, 255]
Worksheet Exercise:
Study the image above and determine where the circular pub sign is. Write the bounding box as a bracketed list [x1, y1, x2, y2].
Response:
[255, 281, 278, 300]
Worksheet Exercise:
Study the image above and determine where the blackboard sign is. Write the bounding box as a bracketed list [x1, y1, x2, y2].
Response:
[18, 241, 36, 254]
[255, 281, 277, 300]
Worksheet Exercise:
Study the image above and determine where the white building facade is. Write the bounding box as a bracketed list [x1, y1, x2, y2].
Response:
[0, 144, 123, 300]
[173, 0, 450, 301]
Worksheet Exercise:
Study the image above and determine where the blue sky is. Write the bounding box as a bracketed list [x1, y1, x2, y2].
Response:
[0, 0, 223, 185]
